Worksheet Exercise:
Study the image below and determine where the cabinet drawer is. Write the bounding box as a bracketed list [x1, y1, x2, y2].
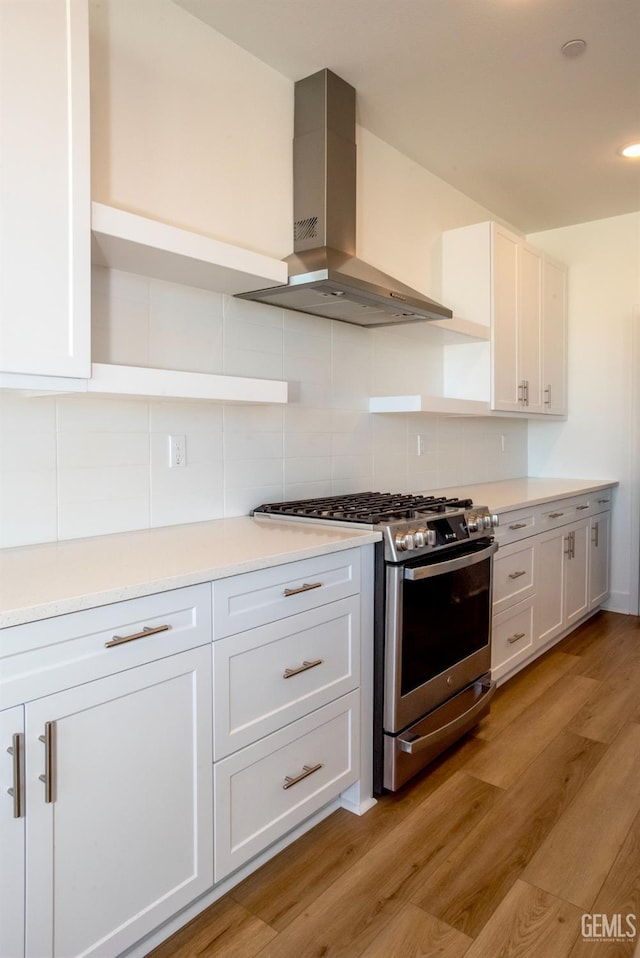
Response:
[0, 584, 212, 708]
[214, 597, 359, 758]
[213, 548, 361, 638]
[494, 510, 537, 546]
[214, 690, 359, 880]
[540, 496, 590, 528]
[492, 598, 535, 681]
[493, 542, 534, 613]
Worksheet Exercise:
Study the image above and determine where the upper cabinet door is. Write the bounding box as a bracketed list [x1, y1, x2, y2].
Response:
[542, 256, 568, 415]
[518, 243, 543, 413]
[491, 224, 521, 412]
[0, 0, 90, 378]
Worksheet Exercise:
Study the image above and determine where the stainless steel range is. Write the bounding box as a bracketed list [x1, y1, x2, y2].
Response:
[253, 492, 499, 792]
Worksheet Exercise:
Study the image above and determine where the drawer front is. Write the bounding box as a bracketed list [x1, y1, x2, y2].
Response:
[213, 548, 361, 638]
[493, 542, 535, 613]
[214, 690, 360, 880]
[0, 584, 212, 708]
[494, 510, 536, 546]
[213, 597, 360, 758]
[540, 496, 589, 528]
[492, 598, 535, 681]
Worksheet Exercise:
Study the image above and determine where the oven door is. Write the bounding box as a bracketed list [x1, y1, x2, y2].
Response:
[384, 539, 497, 733]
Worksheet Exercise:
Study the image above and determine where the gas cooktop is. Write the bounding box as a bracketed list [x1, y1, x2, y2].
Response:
[253, 491, 498, 562]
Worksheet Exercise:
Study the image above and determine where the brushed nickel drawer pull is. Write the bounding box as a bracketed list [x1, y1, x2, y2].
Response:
[105, 624, 171, 648]
[576, 504, 590, 511]
[597, 498, 610, 504]
[283, 763, 323, 790]
[283, 658, 323, 679]
[507, 632, 526, 645]
[509, 522, 527, 530]
[7, 733, 24, 819]
[38, 722, 55, 804]
[549, 511, 564, 519]
[283, 582, 323, 597]
[508, 570, 527, 580]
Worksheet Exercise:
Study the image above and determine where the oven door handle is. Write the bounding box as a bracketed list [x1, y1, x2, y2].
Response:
[397, 677, 496, 754]
[403, 540, 498, 580]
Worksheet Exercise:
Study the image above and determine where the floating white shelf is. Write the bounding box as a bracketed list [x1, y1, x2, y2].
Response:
[369, 394, 491, 416]
[91, 202, 288, 294]
[428, 316, 490, 342]
[87, 364, 288, 404]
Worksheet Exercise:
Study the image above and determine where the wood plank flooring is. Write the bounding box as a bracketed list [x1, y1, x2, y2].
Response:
[148, 611, 640, 958]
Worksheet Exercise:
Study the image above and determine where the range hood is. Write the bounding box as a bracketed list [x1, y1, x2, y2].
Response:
[236, 69, 452, 327]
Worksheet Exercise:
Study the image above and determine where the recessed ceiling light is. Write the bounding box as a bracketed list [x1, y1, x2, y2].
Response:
[561, 39, 587, 57]
[618, 142, 640, 159]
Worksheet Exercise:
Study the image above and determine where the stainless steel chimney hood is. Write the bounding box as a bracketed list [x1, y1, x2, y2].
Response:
[236, 69, 452, 327]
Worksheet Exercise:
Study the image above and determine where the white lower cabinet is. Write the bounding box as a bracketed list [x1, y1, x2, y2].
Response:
[589, 512, 611, 610]
[0, 705, 25, 958]
[534, 518, 589, 647]
[22, 647, 213, 958]
[211, 549, 364, 882]
[214, 691, 359, 881]
[0, 584, 214, 958]
[492, 598, 535, 678]
[492, 492, 613, 683]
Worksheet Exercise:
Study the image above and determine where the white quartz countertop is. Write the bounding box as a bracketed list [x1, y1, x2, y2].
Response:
[431, 477, 618, 513]
[0, 517, 380, 629]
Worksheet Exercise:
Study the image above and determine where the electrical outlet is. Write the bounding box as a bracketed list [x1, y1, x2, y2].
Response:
[417, 435, 425, 456]
[169, 435, 186, 468]
[501, 434, 506, 453]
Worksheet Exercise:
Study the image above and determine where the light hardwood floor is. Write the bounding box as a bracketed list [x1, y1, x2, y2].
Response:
[149, 610, 640, 957]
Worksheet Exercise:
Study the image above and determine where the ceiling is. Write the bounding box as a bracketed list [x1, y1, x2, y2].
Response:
[173, 0, 640, 233]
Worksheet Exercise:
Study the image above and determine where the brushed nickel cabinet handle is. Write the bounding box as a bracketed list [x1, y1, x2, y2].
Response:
[576, 504, 590, 511]
[38, 722, 56, 804]
[283, 582, 323, 597]
[283, 658, 323, 679]
[523, 380, 529, 406]
[508, 570, 527, 580]
[509, 522, 527, 530]
[549, 512, 564, 519]
[544, 385, 552, 407]
[105, 624, 171, 648]
[518, 381, 525, 405]
[592, 521, 599, 547]
[283, 763, 323, 790]
[507, 632, 526, 645]
[7, 733, 24, 819]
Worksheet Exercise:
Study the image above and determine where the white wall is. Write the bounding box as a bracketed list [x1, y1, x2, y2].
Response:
[528, 212, 640, 614]
[0, 0, 529, 549]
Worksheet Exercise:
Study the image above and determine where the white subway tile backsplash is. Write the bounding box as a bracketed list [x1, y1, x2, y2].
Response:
[285, 456, 332, 485]
[1, 274, 529, 548]
[0, 470, 58, 547]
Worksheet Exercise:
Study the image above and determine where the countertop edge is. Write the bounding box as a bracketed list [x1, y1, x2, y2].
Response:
[433, 478, 618, 514]
[0, 526, 381, 630]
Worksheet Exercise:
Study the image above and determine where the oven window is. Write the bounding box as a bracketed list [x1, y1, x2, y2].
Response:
[400, 558, 491, 695]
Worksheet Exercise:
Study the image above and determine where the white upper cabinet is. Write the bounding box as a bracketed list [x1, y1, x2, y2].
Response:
[0, 0, 91, 379]
[442, 221, 568, 417]
[541, 255, 568, 415]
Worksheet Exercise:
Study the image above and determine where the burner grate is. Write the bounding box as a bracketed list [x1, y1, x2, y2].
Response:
[254, 491, 473, 525]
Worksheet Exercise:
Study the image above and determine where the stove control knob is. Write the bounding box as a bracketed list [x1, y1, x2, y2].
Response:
[403, 532, 416, 551]
[394, 532, 408, 552]
[426, 529, 437, 546]
[483, 514, 494, 530]
[467, 514, 480, 533]
[414, 527, 428, 547]
[491, 514, 499, 528]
